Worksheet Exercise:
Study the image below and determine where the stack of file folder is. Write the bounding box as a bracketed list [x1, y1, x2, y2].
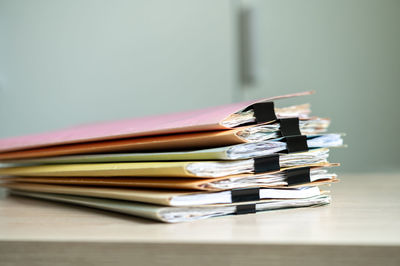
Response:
[0, 91, 343, 223]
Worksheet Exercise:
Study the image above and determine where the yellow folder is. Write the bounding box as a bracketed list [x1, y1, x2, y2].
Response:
[0, 161, 332, 178]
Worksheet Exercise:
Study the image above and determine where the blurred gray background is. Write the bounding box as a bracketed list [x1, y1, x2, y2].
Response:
[0, 0, 399, 172]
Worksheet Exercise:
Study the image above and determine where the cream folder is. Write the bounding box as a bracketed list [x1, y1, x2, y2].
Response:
[9, 190, 331, 223]
[3, 182, 328, 206]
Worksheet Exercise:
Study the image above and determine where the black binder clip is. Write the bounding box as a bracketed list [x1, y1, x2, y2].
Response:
[286, 167, 311, 186]
[278, 117, 301, 136]
[235, 204, 256, 215]
[244, 102, 277, 123]
[253, 154, 280, 174]
[283, 135, 309, 153]
[231, 188, 260, 203]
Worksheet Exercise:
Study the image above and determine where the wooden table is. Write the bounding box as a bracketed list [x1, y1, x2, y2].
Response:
[0, 173, 399, 266]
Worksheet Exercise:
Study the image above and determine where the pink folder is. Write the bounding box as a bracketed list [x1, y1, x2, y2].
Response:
[0, 91, 313, 153]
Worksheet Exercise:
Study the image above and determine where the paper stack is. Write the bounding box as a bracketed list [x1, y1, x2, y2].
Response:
[0, 91, 343, 223]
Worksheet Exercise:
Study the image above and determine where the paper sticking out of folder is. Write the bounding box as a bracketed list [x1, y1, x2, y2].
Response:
[0, 90, 344, 222]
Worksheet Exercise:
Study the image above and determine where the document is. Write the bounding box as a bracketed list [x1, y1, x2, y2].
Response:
[0, 134, 342, 178]
[0, 159, 336, 178]
[2, 166, 338, 191]
[9, 190, 331, 223]
[3, 182, 326, 206]
[0, 91, 313, 154]
[0, 90, 344, 223]
[3, 131, 334, 164]
[0, 115, 329, 161]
